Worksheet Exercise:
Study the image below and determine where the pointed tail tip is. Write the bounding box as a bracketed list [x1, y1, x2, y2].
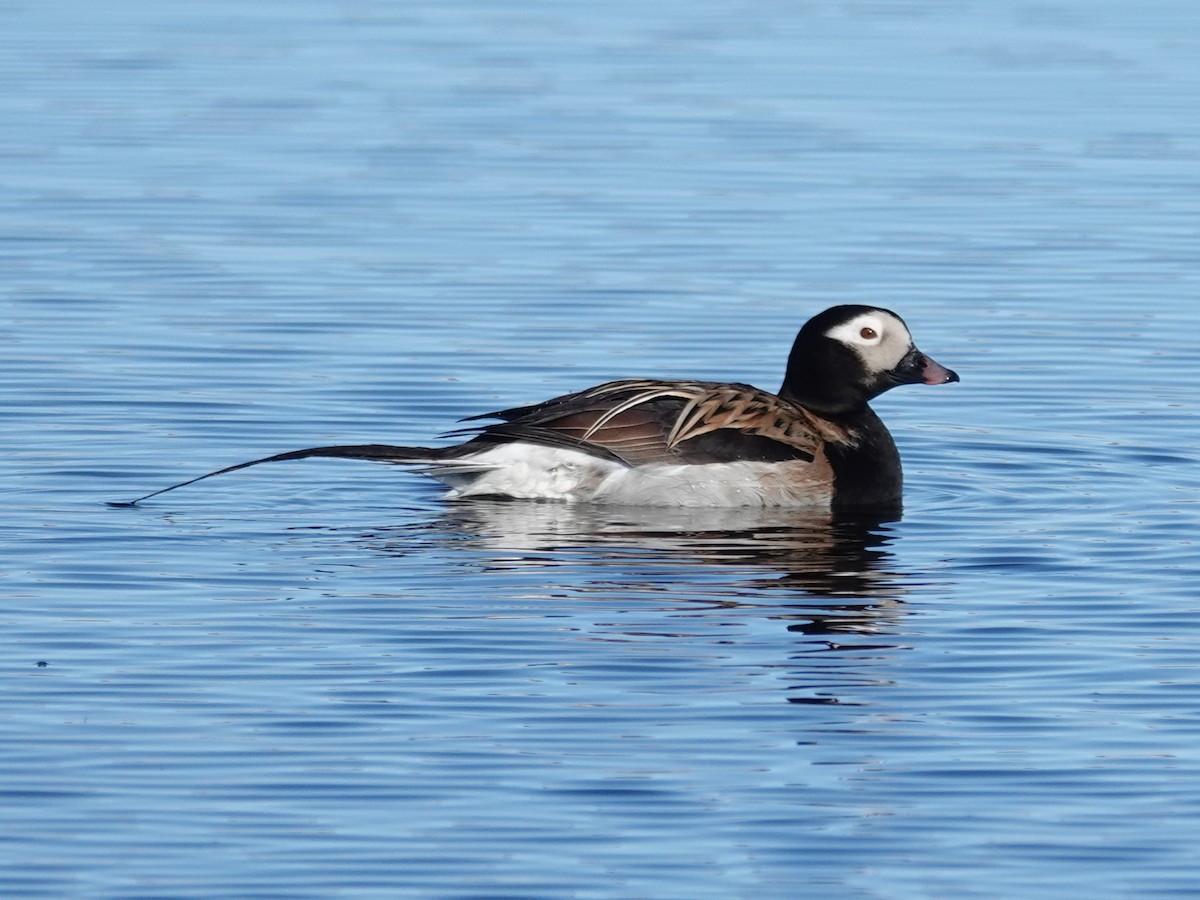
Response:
[101, 443, 433, 510]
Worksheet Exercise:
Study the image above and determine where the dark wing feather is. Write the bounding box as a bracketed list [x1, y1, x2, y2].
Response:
[462, 379, 826, 467]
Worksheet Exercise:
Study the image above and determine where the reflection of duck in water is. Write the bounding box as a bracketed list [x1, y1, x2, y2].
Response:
[370, 501, 915, 705]
[373, 500, 908, 624]
[116, 306, 957, 516]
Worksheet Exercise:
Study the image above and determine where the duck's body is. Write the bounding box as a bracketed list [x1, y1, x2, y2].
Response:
[417, 378, 842, 507]
[118, 306, 958, 513]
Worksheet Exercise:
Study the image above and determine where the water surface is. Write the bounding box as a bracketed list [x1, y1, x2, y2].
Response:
[4, 1, 1200, 897]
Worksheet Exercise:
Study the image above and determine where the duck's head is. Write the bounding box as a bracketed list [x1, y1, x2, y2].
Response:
[780, 305, 959, 415]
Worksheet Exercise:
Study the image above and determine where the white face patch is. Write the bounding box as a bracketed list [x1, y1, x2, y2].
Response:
[824, 311, 913, 373]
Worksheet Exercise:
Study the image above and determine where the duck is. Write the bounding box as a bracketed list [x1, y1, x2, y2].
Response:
[116, 305, 958, 512]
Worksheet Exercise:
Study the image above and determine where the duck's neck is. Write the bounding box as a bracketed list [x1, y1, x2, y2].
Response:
[820, 404, 904, 514]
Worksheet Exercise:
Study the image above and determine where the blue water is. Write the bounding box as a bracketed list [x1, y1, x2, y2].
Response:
[5, 1, 1200, 897]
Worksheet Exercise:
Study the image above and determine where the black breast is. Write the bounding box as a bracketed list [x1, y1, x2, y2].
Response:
[824, 407, 904, 513]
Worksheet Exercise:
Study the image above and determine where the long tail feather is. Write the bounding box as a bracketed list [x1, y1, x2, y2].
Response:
[109, 444, 438, 507]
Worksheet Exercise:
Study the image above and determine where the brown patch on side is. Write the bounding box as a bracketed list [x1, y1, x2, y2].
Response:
[471, 378, 859, 470]
[758, 447, 836, 506]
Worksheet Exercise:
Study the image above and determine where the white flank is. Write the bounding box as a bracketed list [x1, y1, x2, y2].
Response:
[422, 443, 829, 508]
[431, 444, 620, 501]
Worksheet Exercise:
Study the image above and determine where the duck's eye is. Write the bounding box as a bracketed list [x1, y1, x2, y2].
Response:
[860, 327, 878, 340]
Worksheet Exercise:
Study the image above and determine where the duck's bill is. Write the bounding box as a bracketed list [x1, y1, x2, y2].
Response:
[891, 347, 960, 386]
[919, 353, 959, 385]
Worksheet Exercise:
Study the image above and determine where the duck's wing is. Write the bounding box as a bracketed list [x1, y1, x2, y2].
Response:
[459, 379, 830, 466]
